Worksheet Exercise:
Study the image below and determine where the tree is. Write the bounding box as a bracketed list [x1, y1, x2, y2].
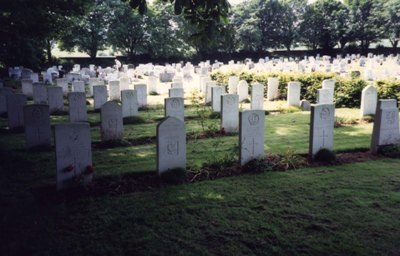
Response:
[257, 0, 285, 50]
[384, 0, 400, 50]
[299, 4, 323, 51]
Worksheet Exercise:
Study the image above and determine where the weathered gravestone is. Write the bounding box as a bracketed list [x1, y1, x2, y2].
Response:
[7, 94, 27, 129]
[317, 88, 334, 104]
[23, 104, 51, 148]
[211, 86, 225, 113]
[287, 81, 301, 106]
[56, 78, 69, 95]
[238, 80, 249, 102]
[221, 94, 239, 133]
[165, 97, 184, 122]
[300, 100, 311, 111]
[371, 99, 400, 153]
[134, 84, 147, 107]
[309, 104, 335, 157]
[267, 77, 279, 101]
[169, 88, 184, 98]
[121, 89, 138, 118]
[21, 79, 33, 98]
[47, 86, 64, 113]
[157, 117, 186, 175]
[360, 85, 378, 117]
[33, 83, 48, 104]
[0, 87, 13, 115]
[251, 83, 264, 110]
[108, 80, 120, 100]
[72, 81, 85, 93]
[93, 85, 108, 110]
[101, 101, 123, 141]
[55, 123, 93, 190]
[68, 92, 87, 122]
[228, 76, 239, 94]
[239, 110, 265, 165]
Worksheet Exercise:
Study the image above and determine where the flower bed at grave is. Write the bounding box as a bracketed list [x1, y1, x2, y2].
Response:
[211, 71, 400, 108]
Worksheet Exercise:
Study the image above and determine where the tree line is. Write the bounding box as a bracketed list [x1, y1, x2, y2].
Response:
[0, 0, 399, 70]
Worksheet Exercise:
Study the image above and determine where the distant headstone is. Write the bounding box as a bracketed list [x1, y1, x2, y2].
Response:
[171, 82, 183, 89]
[72, 81, 85, 93]
[23, 104, 51, 148]
[169, 88, 184, 98]
[221, 94, 239, 133]
[371, 99, 400, 153]
[33, 83, 48, 104]
[21, 79, 33, 97]
[156, 117, 186, 175]
[239, 110, 265, 165]
[108, 80, 120, 100]
[309, 104, 335, 157]
[7, 94, 27, 129]
[134, 84, 147, 107]
[121, 89, 138, 118]
[119, 77, 130, 91]
[68, 92, 87, 122]
[287, 81, 301, 106]
[55, 123, 92, 190]
[56, 78, 69, 95]
[47, 86, 64, 113]
[251, 83, 264, 110]
[238, 80, 249, 102]
[101, 101, 123, 141]
[88, 78, 104, 97]
[360, 85, 378, 117]
[93, 85, 108, 110]
[228, 76, 239, 94]
[267, 77, 279, 101]
[147, 75, 158, 93]
[165, 97, 184, 122]
[205, 81, 217, 103]
[0, 87, 13, 115]
[300, 100, 311, 111]
[317, 88, 334, 104]
[30, 73, 39, 83]
[211, 86, 225, 113]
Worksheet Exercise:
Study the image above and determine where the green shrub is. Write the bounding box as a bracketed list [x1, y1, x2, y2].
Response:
[313, 148, 336, 162]
[160, 168, 187, 184]
[376, 80, 400, 106]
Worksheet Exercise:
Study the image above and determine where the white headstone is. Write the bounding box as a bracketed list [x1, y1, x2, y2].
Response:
[238, 80, 249, 102]
[228, 76, 239, 94]
[169, 88, 184, 98]
[360, 85, 378, 117]
[165, 97, 184, 122]
[157, 117, 186, 175]
[267, 77, 279, 101]
[101, 101, 123, 141]
[68, 92, 87, 122]
[55, 123, 92, 190]
[108, 80, 120, 100]
[221, 94, 239, 133]
[7, 94, 27, 129]
[134, 84, 147, 107]
[211, 86, 225, 113]
[33, 83, 48, 104]
[251, 83, 264, 110]
[47, 86, 64, 113]
[287, 81, 301, 106]
[93, 85, 108, 110]
[30, 73, 39, 83]
[88, 78, 104, 97]
[239, 110, 265, 165]
[317, 88, 334, 104]
[205, 81, 217, 103]
[56, 78, 69, 95]
[121, 89, 138, 118]
[147, 75, 158, 93]
[119, 77, 130, 91]
[309, 104, 335, 157]
[171, 82, 183, 89]
[371, 99, 400, 152]
[72, 81, 85, 93]
[21, 79, 33, 98]
[23, 104, 51, 148]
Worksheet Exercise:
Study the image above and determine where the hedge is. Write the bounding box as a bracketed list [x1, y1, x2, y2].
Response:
[211, 71, 400, 108]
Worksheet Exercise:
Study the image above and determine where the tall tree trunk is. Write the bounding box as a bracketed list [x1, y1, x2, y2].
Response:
[46, 39, 53, 65]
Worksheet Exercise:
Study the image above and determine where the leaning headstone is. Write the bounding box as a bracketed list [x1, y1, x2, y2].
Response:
[211, 86, 225, 113]
[228, 76, 239, 94]
[121, 89, 138, 118]
[371, 99, 400, 153]
[360, 85, 378, 117]
[317, 88, 333, 104]
[21, 79, 33, 98]
[0, 87, 13, 115]
[287, 81, 301, 106]
[47, 86, 64, 113]
[156, 117, 186, 175]
[23, 104, 51, 148]
[101, 101, 123, 141]
[93, 85, 108, 110]
[33, 83, 48, 104]
[108, 80, 120, 100]
[68, 92, 87, 122]
[165, 97, 184, 122]
[169, 88, 184, 98]
[251, 83, 264, 110]
[267, 77, 279, 101]
[300, 100, 311, 111]
[239, 110, 265, 165]
[238, 80, 249, 102]
[309, 104, 335, 157]
[55, 123, 92, 190]
[72, 81, 85, 93]
[7, 94, 27, 129]
[134, 84, 147, 107]
[221, 94, 239, 133]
